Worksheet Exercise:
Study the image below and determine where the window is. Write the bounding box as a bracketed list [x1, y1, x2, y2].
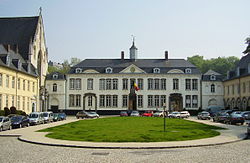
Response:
[76, 95, 81, 107]
[12, 95, 14, 106]
[70, 79, 75, 90]
[88, 96, 92, 107]
[138, 95, 143, 108]
[0, 94, 2, 110]
[113, 79, 118, 90]
[148, 95, 153, 107]
[192, 95, 198, 108]
[153, 68, 160, 73]
[112, 95, 118, 107]
[192, 79, 198, 90]
[160, 95, 166, 107]
[138, 79, 143, 90]
[99, 79, 105, 90]
[161, 79, 166, 90]
[100, 95, 105, 107]
[122, 95, 128, 107]
[87, 79, 93, 90]
[106, 95, 111, 107]
[210, 75, 216, 80]
[53, 83, 57, 92]
[173, 79, 179, 90]
[27, 98, 30, 111]
[18, 78, 20, 90]
[105, 67, 112, 73]
[106, 79, 112, 90]
[0, 73, 2, 86]
[122, 79, 128, 90]
[75, 79, 81, 90]
[23, 79, 25, 90]
[185, 95, 191, 108]
[185, 79, 191, 90]
[5, 95, 8, 107]
[75, 68, 82, 73]
[27, 81, 30, 91]
[69, 95, 81, 107]
[12, 77, 15, 89]
[17, 96, 20, 109]
[148, 79, 153, 90]
[232, 85, 234, 95]
[237, 84, 240, 94]
[6, 75, 9, 88]
[130, 79, 135, 89]
[185, 68, 191, 73]
[22, 97, 25, 110]
[69, 95, 75, 107]
[154, 79, 160, 90]
[32, 82, 35, 92]
[227, 86, 230, 95]
[243, 82, 246, 93]
[53, 74, 58, 79]
[211, 84, 215, 93]
[154, 95, 160, 108]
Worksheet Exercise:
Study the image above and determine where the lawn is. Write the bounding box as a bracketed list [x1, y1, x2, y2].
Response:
[38, 117, 224, 142]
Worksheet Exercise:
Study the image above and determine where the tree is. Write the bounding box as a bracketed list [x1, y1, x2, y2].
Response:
[48, 58, 81, 74]
[243, 37, 250, 54]
[4, 107, 10, 116]
[10, 106, 17, 114]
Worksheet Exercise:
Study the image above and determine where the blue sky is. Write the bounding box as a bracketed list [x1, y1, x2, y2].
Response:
[0, 0, 249, 62]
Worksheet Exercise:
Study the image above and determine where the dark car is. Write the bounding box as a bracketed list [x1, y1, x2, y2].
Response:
[11, 116, 29, 128]
[224, 111, 245, 125]
[76, 111, 99, 119]
[53, 113, 59, 122]
[197, 111, 211, 120]
[120, 111, 128, 117]
[241, 111, 250, 120]
[58, 113, 66, 120]
[213, 111, 229, 123]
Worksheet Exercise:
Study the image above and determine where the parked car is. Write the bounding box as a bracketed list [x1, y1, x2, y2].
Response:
[53, 113, 59, 122]
[58, 113, 67, 120]
[29, 112, 44, 125]
[11, 115, 29, 128]
[76, 111, 99, 119]
[241, 111, 250, 121]
[212, 111, 229, 123]
[180, 111, 190, 118]
[130, 111, 140, 117]
[0, 116, 12, 131]
[197, 111, 211, 120]
[120, 111, 128, 117]
[168, 112, 181, 118]
[142, 111, 154, 117]
[247, 123, 250, 136]
[42, 112, 53, 123]
[206, 106, 224, 117]
[224, 111, 244, 125]
[153, 111, 164, 117]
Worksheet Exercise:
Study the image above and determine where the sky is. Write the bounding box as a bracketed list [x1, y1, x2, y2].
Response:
[0, 0, 249, 62]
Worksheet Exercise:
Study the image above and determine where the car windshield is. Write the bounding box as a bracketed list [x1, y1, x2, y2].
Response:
[202, 113, 209, 115]
[121, 112, 127, 114]
[29, 114, 38, 118]
[172, 112, 179, 114]
[43, 113, 48, 117]
[11, 116, 22, 121]
[132, 111, 138, 113]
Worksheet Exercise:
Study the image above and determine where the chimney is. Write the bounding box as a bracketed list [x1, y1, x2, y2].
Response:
[165, 51, 168, 60]
[121, 51, 124, 60]
[15, 44, 19, 53]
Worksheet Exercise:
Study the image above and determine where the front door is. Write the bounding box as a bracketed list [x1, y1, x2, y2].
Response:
[51, 105, 59, 113]
[169, 93, 183, 112]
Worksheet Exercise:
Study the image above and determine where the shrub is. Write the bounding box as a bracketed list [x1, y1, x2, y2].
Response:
[0, 110, 4, 116]
[10, 106, 17, 114]
[4, 107, 10, 116]
[16, 110, 27, 116]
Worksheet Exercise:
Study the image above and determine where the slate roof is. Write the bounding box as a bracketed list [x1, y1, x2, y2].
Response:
[69, 59, 201, 74]
[0, 44, 37, 77]
[0, 16, 39, 60]
[202, 70, 223, 81]
[46, 72, 66, 80]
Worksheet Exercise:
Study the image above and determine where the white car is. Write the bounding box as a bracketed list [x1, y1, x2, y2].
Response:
[42, 112, 53, 123]
[0, 116, 12, 131]
[130, 111, 140, 117]
[168, 112, 181, 118]
[153, 111, 164, 117]
[180, 111, 190, 118]
[29, 112, 44, 125]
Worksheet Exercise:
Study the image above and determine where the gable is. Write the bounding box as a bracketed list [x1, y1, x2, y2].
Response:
[119, 64, 146, 74]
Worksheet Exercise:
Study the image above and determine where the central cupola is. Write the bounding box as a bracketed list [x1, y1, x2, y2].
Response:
[129, 37, 138, 60]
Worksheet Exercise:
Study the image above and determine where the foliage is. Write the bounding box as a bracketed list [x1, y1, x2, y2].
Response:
[10, 106, 17, 114]
[187, 55, 239, 76]
[0, 110, 4, 116]
[243, 37, 250, 54]
[38, 117, 223, 142]
[16, 110, 27, 116]
[48, 57, 81, 74]
[4, 107, 10, 116]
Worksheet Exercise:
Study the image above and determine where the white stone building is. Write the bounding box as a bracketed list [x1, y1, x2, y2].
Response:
[46, 42, 202, 114]
[201, 70, 224, 110]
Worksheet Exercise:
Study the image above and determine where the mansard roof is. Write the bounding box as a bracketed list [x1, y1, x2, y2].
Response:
[0, 16, 39, 60]
[202, 70, 223, 81]
[69, 58, 201, 74]
[46, 72, 66, 80]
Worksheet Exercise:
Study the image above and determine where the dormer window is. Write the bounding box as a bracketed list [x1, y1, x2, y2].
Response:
[106, 67, 113, 73]
[153, 68, 160, 73]
[75, 68, 82, 73]
[53, 74, 58, 79]
[185, 68, 192, 74]
[210, 75, 216, 80]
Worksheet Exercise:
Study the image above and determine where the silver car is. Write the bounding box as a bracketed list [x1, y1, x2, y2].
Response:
[130, 111, 140, 117]
[0, 116, 12, 131]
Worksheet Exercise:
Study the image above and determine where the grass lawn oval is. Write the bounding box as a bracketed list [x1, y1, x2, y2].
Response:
[38, 117, 224, 142]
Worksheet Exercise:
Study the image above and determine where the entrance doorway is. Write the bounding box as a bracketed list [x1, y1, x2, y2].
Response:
[51, 105, 59, 113]
[169, 93, 183, 112]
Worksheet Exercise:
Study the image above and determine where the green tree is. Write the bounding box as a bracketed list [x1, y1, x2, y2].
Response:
[243, 37, 250, 54]
[48, 58, 81, 74]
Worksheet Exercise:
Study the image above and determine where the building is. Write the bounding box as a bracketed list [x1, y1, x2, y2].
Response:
[224, 53, 250, 110]
[46, 42, 202, 114]
[0, 13, 48, 113]
[201, 70, 224, 110]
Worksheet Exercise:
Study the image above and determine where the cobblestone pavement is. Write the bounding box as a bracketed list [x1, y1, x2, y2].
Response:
[0, 136, 249, 163]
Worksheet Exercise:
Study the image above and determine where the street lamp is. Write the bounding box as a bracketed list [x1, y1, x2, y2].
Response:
[163, 103, 167, 132]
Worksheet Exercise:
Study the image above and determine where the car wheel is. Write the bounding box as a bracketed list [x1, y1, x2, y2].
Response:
[241, 122, 244, 125]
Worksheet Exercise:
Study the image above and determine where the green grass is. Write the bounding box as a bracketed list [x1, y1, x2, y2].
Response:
[38, 117, 224, 142]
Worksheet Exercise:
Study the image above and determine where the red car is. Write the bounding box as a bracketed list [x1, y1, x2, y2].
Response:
[120, 111, 128, 117]
[142, 111, 154, 117]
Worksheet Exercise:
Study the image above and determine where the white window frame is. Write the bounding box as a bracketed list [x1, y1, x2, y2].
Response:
[153, 68, 160, 73]
[105, 67, 113, 73]
[75, 68, 82, 73]
[185, 68, 192, 74]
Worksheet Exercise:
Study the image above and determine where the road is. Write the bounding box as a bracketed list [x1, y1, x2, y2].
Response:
[0, 136, 249, 163]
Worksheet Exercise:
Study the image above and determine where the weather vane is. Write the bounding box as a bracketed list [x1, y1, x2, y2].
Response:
[39, 7, 42, 15]
[131, 35, 136, 43]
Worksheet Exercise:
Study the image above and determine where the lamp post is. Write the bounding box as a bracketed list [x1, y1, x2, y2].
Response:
[163, 103, 167, 132]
